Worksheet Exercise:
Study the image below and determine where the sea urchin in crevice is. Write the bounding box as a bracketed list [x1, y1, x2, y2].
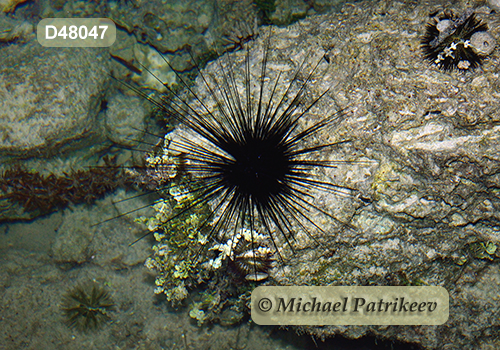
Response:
[421, 9, 496, 71]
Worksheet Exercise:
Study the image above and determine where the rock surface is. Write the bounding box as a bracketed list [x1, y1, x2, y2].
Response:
[0, 40, 109, 157]
[189, 0, 500, 348]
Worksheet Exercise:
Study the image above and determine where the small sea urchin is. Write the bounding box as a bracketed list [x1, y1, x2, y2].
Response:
[61, 281, 115, 332]
[421, 9, 495, 71]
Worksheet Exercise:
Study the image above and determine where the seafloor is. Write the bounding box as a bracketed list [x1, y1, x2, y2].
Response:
[1, 0, 499, 349]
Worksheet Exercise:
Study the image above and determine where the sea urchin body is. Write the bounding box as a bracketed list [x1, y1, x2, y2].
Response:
[128, 33, 361, 283]
[421, 9, 495, 71]
[153, 43, 354, 251]
[61, 281, 115, 332]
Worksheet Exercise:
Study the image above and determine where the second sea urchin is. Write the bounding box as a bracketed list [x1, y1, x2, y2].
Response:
[61, 281, 115, 332]
[421, 9, 496, 71]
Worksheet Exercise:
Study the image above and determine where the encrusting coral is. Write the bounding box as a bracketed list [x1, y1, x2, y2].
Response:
[137, 146, 271, 325]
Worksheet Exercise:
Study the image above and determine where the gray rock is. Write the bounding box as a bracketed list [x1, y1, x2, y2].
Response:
[0, 14, 33, 43]
[271, 0, 309, 24]
[108, 0, 258, 72]
[0, 40, 110, 157]
[108, 0, 214, 56]
[104, 91, 150, 147]
[488, 0, 500, 11]
[51, 211, 94, 266]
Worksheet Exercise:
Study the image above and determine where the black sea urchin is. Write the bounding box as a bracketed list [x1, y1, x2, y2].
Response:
[124, 35, 360, 267]
[421, 9, 494, 71]
[61, 281, 115, 332]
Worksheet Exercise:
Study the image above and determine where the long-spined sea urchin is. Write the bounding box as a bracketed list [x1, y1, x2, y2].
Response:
[119, 33, 363, 274]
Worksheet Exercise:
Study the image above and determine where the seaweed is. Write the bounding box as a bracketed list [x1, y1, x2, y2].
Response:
[0, 156, 127, 218]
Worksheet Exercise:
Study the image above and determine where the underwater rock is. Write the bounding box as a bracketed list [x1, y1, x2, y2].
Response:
[108, 0, 213, 55]
[270, 0, 309, 25]
[167, 0, 499, 348]
[256, 1, 499, 348]
[210, 0, 259, 50]
[0, 14, 33, 43]
[104, 91, 150, 146]
[51, 211, 94, 267]
[0, 40, 109, 157]
[0, 0, 28, 13]
[108, 0, 259, 72]
[488, 0, 500, 11]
